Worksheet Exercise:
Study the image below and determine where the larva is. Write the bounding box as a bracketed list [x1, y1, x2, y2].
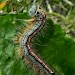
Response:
[16, 5, 55, 75]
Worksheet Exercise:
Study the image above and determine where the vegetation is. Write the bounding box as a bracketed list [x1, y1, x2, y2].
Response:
[0, 0, 75, 75]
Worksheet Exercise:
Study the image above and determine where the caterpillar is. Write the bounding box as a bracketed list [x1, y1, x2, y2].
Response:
[15, 5, 55, 75]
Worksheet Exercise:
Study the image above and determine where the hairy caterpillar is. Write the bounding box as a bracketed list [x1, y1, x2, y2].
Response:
[15, 5, 55, 75]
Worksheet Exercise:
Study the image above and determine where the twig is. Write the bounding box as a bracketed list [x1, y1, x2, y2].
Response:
[46, 0, 52, 13]
[63, 0, 74, 6]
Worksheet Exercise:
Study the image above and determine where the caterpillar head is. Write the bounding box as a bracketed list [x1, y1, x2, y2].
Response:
[29, 4, 43, 17]
[29, 5, 37, 17]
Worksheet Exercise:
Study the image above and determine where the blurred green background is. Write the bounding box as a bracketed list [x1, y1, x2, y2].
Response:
[0, 0, 75, 75]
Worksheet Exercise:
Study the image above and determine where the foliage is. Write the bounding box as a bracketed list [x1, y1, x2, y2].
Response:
[0, 0, 75, 75]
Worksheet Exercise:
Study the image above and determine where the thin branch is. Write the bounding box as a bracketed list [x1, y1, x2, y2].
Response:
[46, 0, 52, 13]
[63, 0, 74, 6]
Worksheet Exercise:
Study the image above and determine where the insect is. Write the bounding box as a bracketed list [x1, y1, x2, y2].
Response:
[15, 5, 55, 75]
